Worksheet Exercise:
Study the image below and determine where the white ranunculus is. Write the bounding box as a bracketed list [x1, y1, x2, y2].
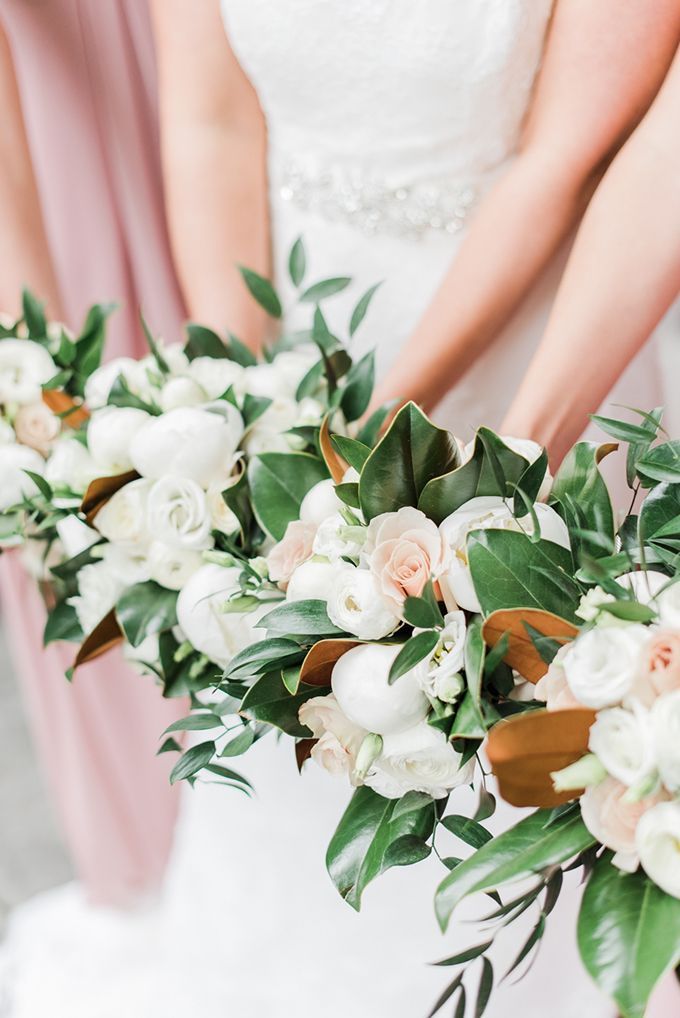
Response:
[656, 581, 680, 629]
[439, 496, 570, 612]
[176, 563, 265, 669]
[364, 720, 475, 799]
[414, 611, 467, 702]
[130, 405, 243, 488]
[94, 478, 152, 548]
[55, 516, 100, 558]
[588, 704, 655, 786]
[0, 419, 15, 445]
[147, 540, 203, 591]
[188, 357, 247, 401]
[299, 478, 343, 528]
[0, 339, 56, 405]
[84, 357, 142, 409]
[87, 406, 150, 474]
[331, 643, 429, 735]
[68, 560, 126, 635]
[636, 802, 680, 899]
[0, 443, 45, 511]
[241, 396, 298, 456]
[146, 476, 212, 550]
[313, 513, 365, 562]
[286, 560, 339, 602]
[326, 564, 399, 640]
[650, 691, 680, 792]
[44, 438, 99, 495]
[159, 376, 207, 411]
[562, 624, 648, 708]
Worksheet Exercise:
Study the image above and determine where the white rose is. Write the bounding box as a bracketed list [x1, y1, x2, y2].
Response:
[313, 513, 365, 562]
[364, 720, 475, 799]
[588, 703, 655, 786]
[298, 693, 367, 776]
[299, 479, 343, 527]
[13, 402, 60, 456]
[147, 539, 203, 591]
[68, 560, 126, 635]
[327, 564, 399, 639]
[563, 625, 648, 708]
[241, 396, 298, 456]
[130, 405, 243, 488]
[87, 406, 150, 474]
[0, 419, 15, 445]
[414, 611, 467, 702]
[0, 443, 45, 510]
[95, 478, 152, 548]
[176, 563, 266, 668]
[286, 560, 339, 602]
[84, 357, 142, 409]
[439, 496, 570, 612]
[55, 516, 100, 558]
[0, 339, 56, 404]
[159, 376, 207, 411]
[146, 476, 212, 550]
[650, 691, 680, 792]
[331, 643, 429, 735]
[636, 802, 680, 898]
[45, 438, 99, 494]
[188, 357, 246, 401]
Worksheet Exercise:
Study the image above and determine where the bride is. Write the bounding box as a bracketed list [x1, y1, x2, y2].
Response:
[4, 2, 679, 1016]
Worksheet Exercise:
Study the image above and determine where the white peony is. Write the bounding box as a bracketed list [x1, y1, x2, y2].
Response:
[331, 643, 429, 735]
[188, 357, 246, 401]
[243, 362, 293, 400]
[439, 496, 570, 612]
[650, 691, 680, 792]
[562, 625, 648, 708]
[588, 703, 655, 786]
[414, 611, 467, 702]
[146, 476, 212, 550]
[286, 560, 339, 602]
[0, 339, 56, 405]
[146, 539, 203, 591]
[299, 478, 343, 528]
[84, 357, 143, 409]
[364, 720, 475, 799]
[636, 802, 680, 898]
[0, 443, 45, 511]
[87, 406, 150, 474]
[176, 563, 266, 669]
[68, 560, 126, 635]
[94, 478, 152, 548]
[271, 345, 321, 393]
[313, 513, 365, 562]
[159, 376, 207, 411]
[326, 564, 400, 639]
[44, 438, 99, 494]
[130, 405, 243, 488]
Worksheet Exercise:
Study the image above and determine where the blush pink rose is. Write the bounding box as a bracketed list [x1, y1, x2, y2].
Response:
[534, 646, 583, 710]
[267, 519, 317, 587]
[634, 630, 680, 705]
[298, 693, 367, 776]
[365, 506, 450, 612]
[581, 776, 666, 870]
[13, 401, 60, 456]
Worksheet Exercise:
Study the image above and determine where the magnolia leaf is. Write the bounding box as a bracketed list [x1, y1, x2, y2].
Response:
[80, 469, 140, 526]
[42, 389, 89, 428]
[482, 608, 577, 684]
[320, 415, 348, 483]
[73, 610, 123, 670]
[299, 638, 362, 687]
[295, 738, 316, 772]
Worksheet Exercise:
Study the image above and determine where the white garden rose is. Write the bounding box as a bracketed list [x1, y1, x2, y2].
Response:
[130, 405, 242, 488]
[650, 690, 680, 792]
[636, 801, 680, 898]
[146, 476, 212, 550]
[0, 443, 45, 511]
[299, 478, 343, 527]
[326, 564, 399, 640]
[0, 339, 56, 405]
[87, 406, 150, 474]
[588, 704, 655, 786]
[331, 643, 429, 735]
[298, 693, 367, 776]
[286, 560, 339, 602]
[94, 478, 152, 548]
[13, 402, 60, 456]
[147, 539, 203, 591]
[176, 563, 266, 669]
[439, 496, 570, 612]
[55, 516, 100, 558]
[159, 376, 207, 411]
[68, 560, 126, 635]
[84, 357, 142, 409]
[188, 357, 246, 401]
[364, 720, 475, 799]
[313, 513, 365, 562]
[414, 611, 467, 702]
[562, 625, 648, 708]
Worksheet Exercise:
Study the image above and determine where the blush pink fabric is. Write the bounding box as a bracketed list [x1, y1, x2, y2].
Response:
[0, 0, 187, 905]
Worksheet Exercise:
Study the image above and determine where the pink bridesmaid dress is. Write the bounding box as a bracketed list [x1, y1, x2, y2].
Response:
[0, 0, 186, 905]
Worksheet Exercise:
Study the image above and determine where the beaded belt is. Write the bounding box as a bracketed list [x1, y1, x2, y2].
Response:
[277, 159, 477, 240]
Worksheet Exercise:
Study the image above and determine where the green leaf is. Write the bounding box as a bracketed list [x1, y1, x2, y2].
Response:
[600, 601, 656, 623]
[220, 469, 253, 543]
[169, 740, 215, 784]
[475, 957, 494, 1018]
[43, 601, 83, 646]
[551, 442, 615, 559]
[106, 374, 160, 414]
[419, 428, 527, 525]
[141, 314, 170, 373]
[639, 483, 680, 562]
[22, 288, 47, 338]
[359, 402, 459, 520]
[340, 351, 375, 422]
[590, 414, 656, 444]
[288, 237, 306, 288]
[299, 277, 352, 303]
[402, 581, 445, 629]
[115, 581, 178, 648]
[464, 619, 485, 701]
[349, 282, 381, 337]
[164, 713, 221, 733]
[226, 332, 258, 367]
[220, 726, 256, 757]
[382, 834, 431, 868]
[260, 598, 343, 637]
[578, 853, 680, 1018]
[435, 807, 595, 930]
[242, 393, 272, 427]
[239, 266, 282, 319]
[637, 441, 680, 484]
[441, 815, 492, 850]
[248, 451, 329, 540]
[23, 470, 52, 501]
[335, 482, 360, 508]
[226, 637, 304, 680]
[72, 302, 116, 392]
[434, 941, 493, 967]
[184, 323, 229, 360]
[388, 630, 439, 685]
[240, 671, 323, 737]
[450, 692, 487, 739]
[356, 401, 397, 447]
[391, 790, 435, 820]
[467, 530, 580, 622]
[326, 785, 436, 909]
[331, 435, 371, 472]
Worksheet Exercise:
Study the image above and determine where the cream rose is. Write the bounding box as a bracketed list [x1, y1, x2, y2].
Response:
[637, 629, 680, 703]
[95, 478, 152, 548]
[0, 443, 46, 511]
[331, 643, 429, 735]
[176, 563, 266, 669]
[650, 690, 680, 792]
[87, 406, 150, 474]
[580, 776, 659, 872]
[130, 405, 243, 488]
[271, 345, 321, 393]
[615, 569, 668, 606]
[414, 611, 467, 702]
[365, 506, 450, 612]
[267, 520, 317, 587]
[299, 478, 343, 527]
[0, 339, 56, 405]
[588, 704, 655, 787]
[146, 476, 212, 550]
[365, 721, 475, 799]
[562, 625, 648, 709]
[326, 564, 400, 640]
[636, 802, 680, 898]
[13, 402, 60, 456]
[298, 693, 367, 776]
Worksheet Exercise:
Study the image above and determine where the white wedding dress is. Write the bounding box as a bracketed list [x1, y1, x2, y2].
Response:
[4, 2, 669, 1015]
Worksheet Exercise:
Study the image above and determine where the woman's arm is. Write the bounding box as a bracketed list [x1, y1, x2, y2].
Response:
[369, 0, 680, 415]
[0, 22, 61, 318]
[501, 48, 680, 464]
[150, 0, 269, 347]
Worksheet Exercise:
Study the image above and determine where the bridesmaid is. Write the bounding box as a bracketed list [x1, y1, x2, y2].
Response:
[0, 0, 186, 905]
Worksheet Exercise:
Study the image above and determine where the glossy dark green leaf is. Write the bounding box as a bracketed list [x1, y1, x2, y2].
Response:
[43, 601, 83, 646]
[464, 619, 485, 701]
[356, 401, 397, 447]
[450, 691, 487, 739]
[164, 713, 221, 734]
[335, 482, 360, 508]
[639, 483, 680, 557]
[388, 630, 439, 685]
[340, 351, 375, 422]
[475, 957, 494, 1018]
[22, 288, 47, 339]
[402, 581, 445, 629]
[248, 451, 329, 539]
[331, 435, 371, 472]
[220, 726, 256, 757]
[433, 941, 493, 967]
[260, 598, 343, 637]
[239, 266, 282, 318]
[636, 441, 680, 484]
[226, 637, 304, 680]
[115, 582, 178, 648]
[551, 442, 615, 559]
[435, 807, 595, 930]
[359, 402, 459, 520]
[184, 323, 229, 360]
[169, 740, 215, 784]
[382, 834, 431, 868]
[240, 671, 323, 737]
[221, 469, 253, 544]
[288, 236, 306, 287]
[441, 815, 492, 850]
[107, 374, 160, 414]
[72, 302, 116, 392]
[590, 414, 656, 444]
[349, 282, 382, 337]
[299, 276, 352, 303]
